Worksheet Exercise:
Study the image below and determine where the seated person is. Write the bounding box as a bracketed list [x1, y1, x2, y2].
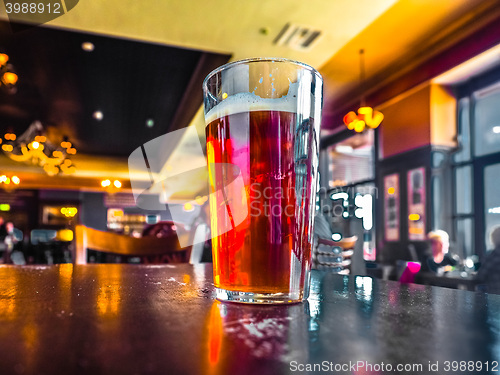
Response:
[476, 226, 500, 294]
[2, 222, 18, 264]
[422, 230, 460, 274]
[0, 216, 6, 250]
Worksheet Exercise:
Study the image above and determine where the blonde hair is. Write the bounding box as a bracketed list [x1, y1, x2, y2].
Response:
[428, 230, 450, 253]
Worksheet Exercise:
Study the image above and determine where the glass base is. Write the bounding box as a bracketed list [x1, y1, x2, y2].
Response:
[215, 288, 304, 304]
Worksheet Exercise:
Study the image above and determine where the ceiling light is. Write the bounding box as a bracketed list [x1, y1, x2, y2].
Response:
[0, 174, 21, 191]
[409, 213, 420, 221]
[81, 42, 95, 52]
[493, 126, 500, 134]
[343, 50, 383, 133]
[61, 207, 78, 218]
[0, 52, 18, 93]
[93, 111, 103, 120]
[2, 121, 76, 176]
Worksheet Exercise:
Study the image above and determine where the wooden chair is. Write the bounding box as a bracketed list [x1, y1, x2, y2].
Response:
[74, 225, 191, 265]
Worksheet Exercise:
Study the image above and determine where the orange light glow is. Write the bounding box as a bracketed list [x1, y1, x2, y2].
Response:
[101, 179, 111, 187]
[2, 72, 18, 85]
[57, 229, 74, 242]
[354, 120, 366, 133]
[409, 214, 420, 221]
[96, 266, 122, 317]
[60, 207, 78, 217]
[113, 180, 122, 188]
[388, 187, 395, 195]
[343, 111, 357, 126]
[43, 164, 59, 176]
[409, 227, 424, 235]
[207, 302, 223, 367]
[110, 209, 124, 217]
[4, 133, 16, 141]
[96, 283, 120, 317]
[344, 107, 383, 132]
[368, 111, 384, 128]
[11, 176, 20, 185]
[0, 53, 8, 66]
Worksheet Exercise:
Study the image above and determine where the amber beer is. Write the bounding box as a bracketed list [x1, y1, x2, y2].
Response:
[203, 58, 322, 303]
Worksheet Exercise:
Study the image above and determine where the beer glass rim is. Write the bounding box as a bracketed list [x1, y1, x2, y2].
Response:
[202, 57, 322, 91]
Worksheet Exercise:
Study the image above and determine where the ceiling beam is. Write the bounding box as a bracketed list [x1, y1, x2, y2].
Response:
[167, 52, 231, 133]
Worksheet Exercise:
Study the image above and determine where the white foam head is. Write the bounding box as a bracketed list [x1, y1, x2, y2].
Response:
[205, 82, 300, 124]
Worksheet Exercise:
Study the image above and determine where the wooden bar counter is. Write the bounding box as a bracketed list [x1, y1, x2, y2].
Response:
[0, 264, 499, 374]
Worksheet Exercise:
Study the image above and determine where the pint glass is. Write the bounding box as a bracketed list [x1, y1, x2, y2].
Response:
[203, 58, 322, 303]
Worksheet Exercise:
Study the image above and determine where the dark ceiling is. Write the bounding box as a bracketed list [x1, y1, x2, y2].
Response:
[0, 21, 230, 157]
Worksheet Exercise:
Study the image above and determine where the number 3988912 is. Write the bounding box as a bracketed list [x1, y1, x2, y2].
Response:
[5, 2, 62, 14]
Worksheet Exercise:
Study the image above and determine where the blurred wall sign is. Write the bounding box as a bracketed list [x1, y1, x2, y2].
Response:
[384, 174, 400, 241]
[407, 167, 426, 241]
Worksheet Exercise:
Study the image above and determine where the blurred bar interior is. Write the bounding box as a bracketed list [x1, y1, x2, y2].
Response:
[0, 0, 500, 288]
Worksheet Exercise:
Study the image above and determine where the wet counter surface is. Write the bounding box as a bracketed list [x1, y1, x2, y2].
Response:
[0, 264, 499, 375]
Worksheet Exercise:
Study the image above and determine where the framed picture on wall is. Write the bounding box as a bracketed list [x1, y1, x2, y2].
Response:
[384, 173, 400, 241]
[407, 167, 426, 240]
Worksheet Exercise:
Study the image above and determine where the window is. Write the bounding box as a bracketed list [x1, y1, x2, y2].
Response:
[484, 163, 500, 249]
[322, 129, 377, 261]
[453, 72, 500, 257]
[326, 129, 375, 188]
[473, 83, 500, 157]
